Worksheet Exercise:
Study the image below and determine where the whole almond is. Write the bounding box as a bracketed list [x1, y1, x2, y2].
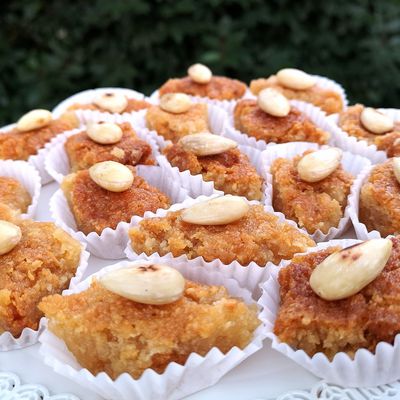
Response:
[393, 157, 400, 184]
[179, 133, 237, 156]
[93, 92, 128, 113]
[310, 239, 392, 301]
[86, 122, 123, 144]
[0, 220, 22, 255]
[297, 148, 342, 183]
[188, 63, 212, 84]
[98, 263, 185, 305]
[181, 195, 249, 225]
[89, 161, 133, 192]
[17, 109, 52, 132]
[258, 88, 291, 117]
[360, 107, 394, 135]
[160, 93, 192, 114]
[276, 68, 316, 90]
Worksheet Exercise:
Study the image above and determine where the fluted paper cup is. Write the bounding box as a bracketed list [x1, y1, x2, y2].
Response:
[38, 259, 265, 400]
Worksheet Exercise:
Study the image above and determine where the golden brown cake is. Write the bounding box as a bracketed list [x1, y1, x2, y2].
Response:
[64, 122, 155, 172]
[338, 104, 400, 154]
[62, 168, 171, 235]
[159, 76, 246, 101]
[39, 279, 259, 379]
[271, 151, 353, 234]
[250, 75, 343, 115]
[164, 143, 263, 200]
[146, 103, 209, 143]
[0, 217, 81, 337]
[234, 100, 329, 145]
[68, 98, 151, 113]
[275, 236, 400, 359]
[359, 159, 400, 236]
[129, 204, 315, 266]
[0, 177, 31, 214]
[0, 112, 79, 161]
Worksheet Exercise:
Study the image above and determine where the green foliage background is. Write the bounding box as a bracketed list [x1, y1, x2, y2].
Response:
[1, 0, 400, 124]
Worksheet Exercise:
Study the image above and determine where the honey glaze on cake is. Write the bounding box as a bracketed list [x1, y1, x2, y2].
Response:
[275, 236, 400, 359]
[234, 100, 329, 144]
[129, 204, 315, 266]
[0, 177, 31, 214]
[39, 279, 259, 379]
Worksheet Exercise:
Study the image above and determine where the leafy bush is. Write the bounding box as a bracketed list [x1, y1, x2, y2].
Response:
[1, 0, 400, 124]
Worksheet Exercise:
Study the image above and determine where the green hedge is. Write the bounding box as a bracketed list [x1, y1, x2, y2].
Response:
[1, 0, 400, 124]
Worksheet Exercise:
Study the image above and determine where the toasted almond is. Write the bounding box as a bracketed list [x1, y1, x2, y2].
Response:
[93, 92, 128, 113]
[86, 122, 123, 144]
[0, 220, 22, 256]
[297, 148, 342, 183]
[181, 195, 249, 225]
[360, 107, 394, 135]
[98, 263, 185, 305]
[179, 133, 237, 156]
[393, 157, 400, 184]
[188, 63, 212, 84]
[310, 239, 392, 301]
[276, 68, 316, 90]
[16, 109, 52, 132]
[89, 161, 133, 192]
[160, 93, 192, 114]
[258, 88, 291, 117]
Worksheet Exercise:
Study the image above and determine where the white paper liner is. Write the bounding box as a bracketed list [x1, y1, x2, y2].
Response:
[260, 238, 400, 387]
[0, 160, 41, 219]
[125, 195, 315, 297]
[50, 165, 191, 259]
[45, 114, 161, 184]
[0, 229, 89, 351]
[157, 144, 268, 202]
[38, 259, 265, 400]
[52, 87, 155, 118]
[261, 142, 371, 241]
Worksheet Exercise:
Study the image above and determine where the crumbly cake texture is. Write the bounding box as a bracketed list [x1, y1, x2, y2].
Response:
[271, 151, 353, 234]
[164, 144, 263, 200]
[0, 177, 31, 214]
[359, 159, 400, 236]
[39, 279, 260, 379]
[146, 103, 209, 143]
[234, 100, 329, 145]
[158, 76, 247, 100]
[129, 204, 315, 266]
[62, 168, 171, 235]
[0, 112, 79, 161]
[65, 122, 155, 172]
[249, 75, 343, 115]
[67, 98, 151, 113]
[0, 218, 81, 337]
[275, 236, 400, 359]
[338, 104, 400, 153]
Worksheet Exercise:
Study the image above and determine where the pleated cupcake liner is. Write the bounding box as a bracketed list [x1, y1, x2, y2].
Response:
[38, 259, 265, 400]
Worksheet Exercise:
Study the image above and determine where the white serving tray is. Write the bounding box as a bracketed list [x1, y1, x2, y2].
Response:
[1, 182, 400, 400]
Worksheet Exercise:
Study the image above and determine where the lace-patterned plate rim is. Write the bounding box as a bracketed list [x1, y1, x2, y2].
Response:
[0, 371, 81, 399]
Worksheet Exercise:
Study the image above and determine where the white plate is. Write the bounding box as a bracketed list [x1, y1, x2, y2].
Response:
[1, 182, 400, 400]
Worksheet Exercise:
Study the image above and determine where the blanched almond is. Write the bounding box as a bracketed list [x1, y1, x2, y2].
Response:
[188, 63, 212, 84]
[258, 88, 291, 117]
[86, 122, 123, 144]
[360, 107, 394, 135]
[93, 92, 128, 113]
[310, 239, 392, 301]
[181, 195, 249, 225]
[0, 220, 21, 255]
[89, 161, 133, 192]
[179, 133, 237, 156]
[160, 93, 192, 114]
[98, 263, 185, 305]
[393, 157, 400, 184]
[297, 148, 342, 183]
[276, 68, 316, 90]
[17, 109, 52, 132]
